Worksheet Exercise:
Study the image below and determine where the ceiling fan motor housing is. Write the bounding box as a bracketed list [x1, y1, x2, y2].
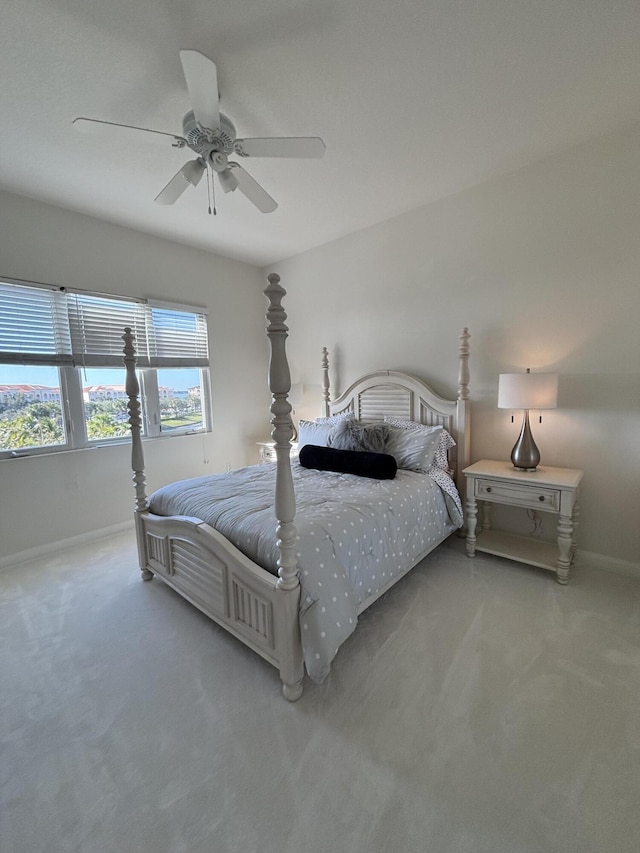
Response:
[182, 110, 236, 154]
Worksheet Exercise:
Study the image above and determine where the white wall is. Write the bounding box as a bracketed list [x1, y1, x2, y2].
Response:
[0, 192, 271, 562]
[272, 125, 640, 566]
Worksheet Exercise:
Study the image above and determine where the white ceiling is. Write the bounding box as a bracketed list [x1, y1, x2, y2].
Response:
[2, 0, 640, 267]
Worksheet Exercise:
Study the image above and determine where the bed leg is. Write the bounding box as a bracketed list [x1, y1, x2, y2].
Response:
[282, 679, 304, 702]
[133, 513, 153, 581]
[276, 586, 305, 702]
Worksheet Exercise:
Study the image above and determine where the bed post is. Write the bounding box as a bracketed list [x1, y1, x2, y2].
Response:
[122, 328, 152, 581]
[456, 327, 471, 510]
[264, 275, 304, 702]
[321, 346, 330, 417]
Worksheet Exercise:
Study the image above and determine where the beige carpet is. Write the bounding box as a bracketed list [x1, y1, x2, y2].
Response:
[2, 531, 639, 853]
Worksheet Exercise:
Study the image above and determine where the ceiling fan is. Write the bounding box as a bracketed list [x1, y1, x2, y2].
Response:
[73, 50, 326, 214]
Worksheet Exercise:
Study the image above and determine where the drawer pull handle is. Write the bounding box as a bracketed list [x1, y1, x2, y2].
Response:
[486, 486, 492, 493]
[539, 495, 545, 502]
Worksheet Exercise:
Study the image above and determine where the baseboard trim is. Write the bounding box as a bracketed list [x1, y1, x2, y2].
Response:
[0, 520, 135, 570]
[2, 524, 637, 578]
[577, 549, 640, 577]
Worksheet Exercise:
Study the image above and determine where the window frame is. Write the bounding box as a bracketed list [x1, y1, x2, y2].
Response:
[0, 278, 211, 460]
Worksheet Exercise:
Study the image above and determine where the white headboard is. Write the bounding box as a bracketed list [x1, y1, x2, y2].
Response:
[322, 330, 470, 488]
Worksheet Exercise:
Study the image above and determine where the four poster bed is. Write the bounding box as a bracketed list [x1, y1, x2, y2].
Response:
[123, 273, 470, 701]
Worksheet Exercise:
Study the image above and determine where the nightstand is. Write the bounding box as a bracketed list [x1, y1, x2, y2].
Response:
[463, 460, 583, 584]
[257, 441, 298, 464]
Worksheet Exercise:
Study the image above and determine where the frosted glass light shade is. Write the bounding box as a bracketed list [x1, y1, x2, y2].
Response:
[498, 372, 558, 410]
[218, 168, 239, 193]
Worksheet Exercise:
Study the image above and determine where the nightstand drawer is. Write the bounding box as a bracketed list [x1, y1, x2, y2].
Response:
[257, 442, 299, 464]
[259, 443, 278, 463]
[474, 478, 560, 511]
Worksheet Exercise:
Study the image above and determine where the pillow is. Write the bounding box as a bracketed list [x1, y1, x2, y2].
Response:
[385, 423, 443, 472]
[329, 419, 390, 454]
[299, 445, 397, 480]
[298, 419, 334, 450]
[314, 411, 355, 425]
[434, 429, 456, 472]
[298, 412, 356, 449]
[384, 416, 455, 472]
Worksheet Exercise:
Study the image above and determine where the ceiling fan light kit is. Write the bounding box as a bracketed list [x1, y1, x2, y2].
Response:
[73, 49, 326, 215]
[217, 167, 239, 194]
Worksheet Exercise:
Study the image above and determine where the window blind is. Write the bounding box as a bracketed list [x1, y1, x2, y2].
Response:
[146, 304, 209, 367]
[0, 281, 71, 365]
[68, 291, 148, 367]
[0, 280, 209, 369]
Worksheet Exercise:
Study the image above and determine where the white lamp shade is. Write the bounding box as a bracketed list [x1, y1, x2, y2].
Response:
[498, 372, 558, 410]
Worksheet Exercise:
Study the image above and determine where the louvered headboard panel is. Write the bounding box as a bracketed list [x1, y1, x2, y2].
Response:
[355, 384, 411, 422]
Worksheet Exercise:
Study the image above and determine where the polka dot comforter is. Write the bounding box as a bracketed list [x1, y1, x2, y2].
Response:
[148, 461, 463, 683]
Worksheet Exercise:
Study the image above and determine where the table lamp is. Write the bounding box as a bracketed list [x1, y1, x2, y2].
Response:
[498, 369, 558, 471]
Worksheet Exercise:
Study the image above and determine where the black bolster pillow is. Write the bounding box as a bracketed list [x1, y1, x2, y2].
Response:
[299, 444, 397, 480]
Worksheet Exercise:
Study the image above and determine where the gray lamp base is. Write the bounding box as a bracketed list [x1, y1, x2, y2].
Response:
[510, 410, 540, 471]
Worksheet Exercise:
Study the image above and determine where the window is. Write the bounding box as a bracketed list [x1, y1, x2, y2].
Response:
[155, 368, 205, 434]
[0, 279, 210, 457]
[0, 365, 67, 451]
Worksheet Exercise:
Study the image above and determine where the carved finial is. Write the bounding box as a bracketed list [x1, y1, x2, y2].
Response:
[458, 327, 470, 401]
[321, 346, 330, 417]
[264, 275, 288, 339]
[264, 277, 292, 445]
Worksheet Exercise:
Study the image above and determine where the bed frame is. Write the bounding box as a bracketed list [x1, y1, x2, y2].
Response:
[122, 273, 470, 701]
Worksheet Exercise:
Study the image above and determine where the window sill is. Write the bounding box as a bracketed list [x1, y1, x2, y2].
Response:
[0, 428, 210, 461]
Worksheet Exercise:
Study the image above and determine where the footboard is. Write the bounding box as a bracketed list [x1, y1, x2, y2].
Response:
[140, 513, 279, 666]
[139, 512, 289, 669]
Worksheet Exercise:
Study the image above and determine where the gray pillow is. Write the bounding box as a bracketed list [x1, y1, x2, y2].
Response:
[384, 416, 455, 472]
[328, 420, 390, 454]
[385, 423, 443, 472]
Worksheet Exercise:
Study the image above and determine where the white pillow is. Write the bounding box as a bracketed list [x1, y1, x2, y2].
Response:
[298, 419, 335, 450]
[384, 417, 456, 472]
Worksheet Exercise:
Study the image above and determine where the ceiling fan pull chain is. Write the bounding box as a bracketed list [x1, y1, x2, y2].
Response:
[206, 166, 217, 215]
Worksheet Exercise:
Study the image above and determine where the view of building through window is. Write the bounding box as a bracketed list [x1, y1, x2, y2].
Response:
[0, 365, 203, 452]
[0, 366, 66, 450]
[156, 368, 203, 434]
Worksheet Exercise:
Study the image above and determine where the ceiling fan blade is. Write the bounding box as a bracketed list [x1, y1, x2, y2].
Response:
[73, 117, 186, 148]
[179, 50, 220, 131]
[234, 137, 326, 159]
[230, 164, 278, 213]
[154, 159, 205, 205]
